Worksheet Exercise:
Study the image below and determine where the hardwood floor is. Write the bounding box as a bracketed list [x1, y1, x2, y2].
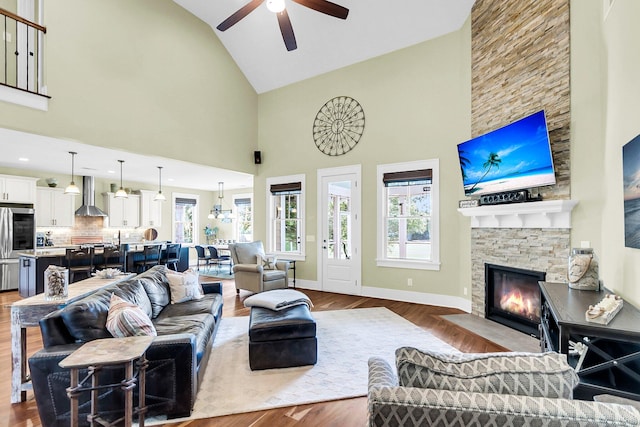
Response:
[0, 280, 506, 427]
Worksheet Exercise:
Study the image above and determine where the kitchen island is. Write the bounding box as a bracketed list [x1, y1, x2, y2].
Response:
[18, 244, 189, 297]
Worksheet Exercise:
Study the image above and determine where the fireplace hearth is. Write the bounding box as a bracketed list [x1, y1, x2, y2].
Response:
[485, 263, 546, 338]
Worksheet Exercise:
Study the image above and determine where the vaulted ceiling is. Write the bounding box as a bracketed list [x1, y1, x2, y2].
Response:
[174, 0, 476, 93]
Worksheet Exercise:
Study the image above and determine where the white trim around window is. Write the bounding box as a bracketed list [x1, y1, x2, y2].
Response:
[266, 174, 305, 261]
[376, 159, 440, 271]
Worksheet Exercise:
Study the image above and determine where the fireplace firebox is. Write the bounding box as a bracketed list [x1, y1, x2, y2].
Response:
[485, 263, 546, 337]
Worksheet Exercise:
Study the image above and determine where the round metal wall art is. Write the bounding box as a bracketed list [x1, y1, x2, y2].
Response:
[313, 96, 365, 156]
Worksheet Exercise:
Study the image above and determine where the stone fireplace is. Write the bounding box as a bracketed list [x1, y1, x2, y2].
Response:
[459, 200, 577, 321]
[485, 263, 546, 337]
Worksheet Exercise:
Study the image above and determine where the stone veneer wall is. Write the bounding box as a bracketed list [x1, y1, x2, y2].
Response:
[470, 0, 571, 317]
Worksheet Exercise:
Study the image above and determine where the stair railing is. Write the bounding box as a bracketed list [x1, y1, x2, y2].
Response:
[1, 7, 47, 96]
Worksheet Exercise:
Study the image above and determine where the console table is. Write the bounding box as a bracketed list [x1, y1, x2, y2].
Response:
[10, 273, 135, 403]
[539, 281, 640, 400]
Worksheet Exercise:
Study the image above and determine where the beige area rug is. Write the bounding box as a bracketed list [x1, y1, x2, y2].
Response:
[148, 307, 456, 425]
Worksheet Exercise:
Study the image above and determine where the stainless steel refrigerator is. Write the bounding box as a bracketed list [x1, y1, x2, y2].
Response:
[0, 206, 36, 291]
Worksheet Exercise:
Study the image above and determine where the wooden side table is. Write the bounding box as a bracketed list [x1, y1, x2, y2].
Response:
[59, 336, 154, 427]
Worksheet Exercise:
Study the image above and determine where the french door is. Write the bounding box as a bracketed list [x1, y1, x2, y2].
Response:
[317, 165, 361, 295]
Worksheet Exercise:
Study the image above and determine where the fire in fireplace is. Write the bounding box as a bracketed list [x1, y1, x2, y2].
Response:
[485, 263, 546, 337]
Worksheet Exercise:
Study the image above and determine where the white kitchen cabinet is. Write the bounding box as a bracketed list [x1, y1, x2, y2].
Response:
[136, 190, 162, 228]
[103, 192, 140, 228]
[0, 174, 37, 203]
[36, 187, 75, 227]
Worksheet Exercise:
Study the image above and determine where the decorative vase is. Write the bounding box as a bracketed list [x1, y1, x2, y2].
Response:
[568, 248, 599, 291]
[44, 266, 69, 301]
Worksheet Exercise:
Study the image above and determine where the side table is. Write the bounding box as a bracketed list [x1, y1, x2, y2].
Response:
[281, 259, 297, 288]
[59, 336, 154, 427]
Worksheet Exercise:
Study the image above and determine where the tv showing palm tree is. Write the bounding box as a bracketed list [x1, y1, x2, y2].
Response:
[457, 110, 556, 197]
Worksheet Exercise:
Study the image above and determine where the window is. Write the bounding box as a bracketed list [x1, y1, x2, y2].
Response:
[234, 196, 253, 243]
[266, 175, 305, 260]
[377, 160, 440, 270]
[173, 193, 199, 245]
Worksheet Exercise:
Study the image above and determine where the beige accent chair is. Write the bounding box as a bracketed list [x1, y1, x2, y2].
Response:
[228, 241, 290, 295]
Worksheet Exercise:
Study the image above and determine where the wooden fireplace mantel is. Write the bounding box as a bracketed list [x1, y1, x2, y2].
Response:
[457, 199, 578, 229]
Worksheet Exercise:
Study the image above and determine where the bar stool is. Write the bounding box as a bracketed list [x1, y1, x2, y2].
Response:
[134, 245, 161, 273]
[161, 243, 181, 271]
[66, 247, 94, 283]
[101, 245, 126, 271]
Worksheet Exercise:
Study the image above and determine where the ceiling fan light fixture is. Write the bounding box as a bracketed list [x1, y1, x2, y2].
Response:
[266, 0, 285, 13]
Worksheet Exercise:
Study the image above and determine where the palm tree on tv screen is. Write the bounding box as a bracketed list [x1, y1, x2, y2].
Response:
[469, 152, 502, 193]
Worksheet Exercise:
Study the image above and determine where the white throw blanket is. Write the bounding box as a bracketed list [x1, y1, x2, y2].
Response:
[243, 289, 314, 311]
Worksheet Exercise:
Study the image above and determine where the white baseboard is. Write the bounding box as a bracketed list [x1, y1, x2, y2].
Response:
[292, 280, 471, 312]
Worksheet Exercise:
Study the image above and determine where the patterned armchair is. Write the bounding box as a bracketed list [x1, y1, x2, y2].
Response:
[368, 347, 640, 427]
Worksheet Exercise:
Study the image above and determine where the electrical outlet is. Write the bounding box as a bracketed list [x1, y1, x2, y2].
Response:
[580, 240, 591, 248]
[463, 287, 468, 296]
[407, 278, 413, 287]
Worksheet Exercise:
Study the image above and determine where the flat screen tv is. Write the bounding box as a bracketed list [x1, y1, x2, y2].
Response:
[457, 110, 556, 197]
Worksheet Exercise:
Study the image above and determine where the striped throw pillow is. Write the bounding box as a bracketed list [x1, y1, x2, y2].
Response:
[106, 293, 157, 338]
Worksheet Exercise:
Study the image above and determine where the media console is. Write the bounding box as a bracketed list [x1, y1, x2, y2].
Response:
[479, 189, 541, 206]
[539, 281, 640, 401]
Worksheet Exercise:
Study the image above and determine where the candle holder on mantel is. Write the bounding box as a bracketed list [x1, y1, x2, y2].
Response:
[44, 266, 69, 301]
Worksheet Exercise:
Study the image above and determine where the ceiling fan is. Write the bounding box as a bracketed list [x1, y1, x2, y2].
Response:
[216, 0, 349, 52]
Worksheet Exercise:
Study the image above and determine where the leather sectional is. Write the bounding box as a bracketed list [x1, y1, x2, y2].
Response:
[28, 265, 223, 426]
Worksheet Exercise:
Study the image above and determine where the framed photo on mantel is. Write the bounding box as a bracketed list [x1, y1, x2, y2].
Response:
[623, 134, 640, 249]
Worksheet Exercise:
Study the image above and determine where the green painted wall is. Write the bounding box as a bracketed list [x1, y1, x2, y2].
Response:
[255, 21, 472, 299]
[0, 0, 258, 174]
[599, 0, 640, 305]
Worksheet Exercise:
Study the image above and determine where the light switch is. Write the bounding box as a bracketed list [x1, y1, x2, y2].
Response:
[306, 235, 315, 242]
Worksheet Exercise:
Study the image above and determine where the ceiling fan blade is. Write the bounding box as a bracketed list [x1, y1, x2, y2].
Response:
[291, 0, 349, 20]
[216, 0, 265, 32]
[277, 9, 297, 51]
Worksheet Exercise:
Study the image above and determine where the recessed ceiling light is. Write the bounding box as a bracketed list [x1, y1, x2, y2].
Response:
[107, 170, 115, 174]
[167, 178, 175, 182]
[18, 157, 29, 162]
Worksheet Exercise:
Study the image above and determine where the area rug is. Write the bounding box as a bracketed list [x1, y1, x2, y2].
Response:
[148, 307, 457, 425]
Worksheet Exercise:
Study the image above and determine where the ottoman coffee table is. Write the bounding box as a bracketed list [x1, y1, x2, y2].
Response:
[248, 303, 317, 370]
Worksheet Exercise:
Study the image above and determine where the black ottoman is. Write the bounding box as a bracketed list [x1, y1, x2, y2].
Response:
[248, 304, 317, 370]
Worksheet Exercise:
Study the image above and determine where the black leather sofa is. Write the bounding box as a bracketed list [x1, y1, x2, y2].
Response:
[28, 265, 223, 426]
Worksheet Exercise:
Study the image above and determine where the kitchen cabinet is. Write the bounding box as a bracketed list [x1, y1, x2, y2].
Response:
[103, 192, 140, 228]
[36, 187, 75, 227]
[0, 174, 37, 203]
[137, 190, 162, 228]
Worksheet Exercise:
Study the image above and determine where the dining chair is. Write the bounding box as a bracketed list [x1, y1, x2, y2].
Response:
[134, 244, 161, 273]
[161, 243, 182, 271]
[208, 245, 232, 274]
[65, 247, 94, 283]
[195, 245, 211, 271]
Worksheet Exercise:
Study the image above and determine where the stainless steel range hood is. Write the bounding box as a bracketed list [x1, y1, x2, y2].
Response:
[75, 176, 108, 217]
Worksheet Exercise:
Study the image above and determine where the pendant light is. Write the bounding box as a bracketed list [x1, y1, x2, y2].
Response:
[154, 166, 166, 201]
[115, 160, 128, 198]
[64, 151, 81, 195]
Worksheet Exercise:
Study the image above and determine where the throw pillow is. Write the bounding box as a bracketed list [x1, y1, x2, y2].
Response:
[106, 293, 157, 338]
[262, 255, 277, 270]
[166, 268, 204, 304]
[396, 347, 578, 399]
